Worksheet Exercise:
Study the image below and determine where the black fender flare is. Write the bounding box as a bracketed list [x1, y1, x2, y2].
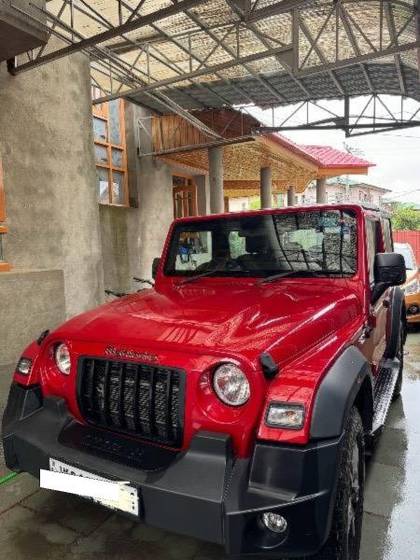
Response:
[310, 346, 373, 439]
[385, 287, 406, 358]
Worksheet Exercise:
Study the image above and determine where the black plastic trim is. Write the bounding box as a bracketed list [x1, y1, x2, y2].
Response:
[3, 390, 342, 557]
[260, 353, 279, 379]
[385, 286, 406, 358]
[2, 382, 43, 428]
[76, 356, 186, 448]
[37, 329, 50, 346]
[310, 346, 372, 439]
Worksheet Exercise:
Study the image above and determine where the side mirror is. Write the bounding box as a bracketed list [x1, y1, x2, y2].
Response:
[152, 257, 161, 280]
[372, 253, 406, 302]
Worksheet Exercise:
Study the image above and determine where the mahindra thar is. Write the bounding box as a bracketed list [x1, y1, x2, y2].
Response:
[2, 204, 407, 560]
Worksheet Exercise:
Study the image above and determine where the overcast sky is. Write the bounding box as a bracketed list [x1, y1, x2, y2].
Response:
[249, 95, 420, 205]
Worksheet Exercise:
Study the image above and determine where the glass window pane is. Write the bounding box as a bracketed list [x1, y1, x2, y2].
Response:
[109, 100, 122, 145]
[165, 211, 357, 278]
[96, 167, 109, 204]
[111, 171, 125, 205]
[111, 148, 123, 168]
[95, 144, 108, 165]
[93, 117, 107, 143]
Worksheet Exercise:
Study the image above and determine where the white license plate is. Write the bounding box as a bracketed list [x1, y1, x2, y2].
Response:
[45, 459, 139, 516]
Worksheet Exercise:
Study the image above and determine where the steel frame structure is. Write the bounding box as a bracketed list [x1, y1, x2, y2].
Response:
[6, 0, 420, 135]
[254, 94, 420, 136]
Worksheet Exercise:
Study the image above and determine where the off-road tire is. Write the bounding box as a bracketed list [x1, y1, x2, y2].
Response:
[308, 407, 365, 560]
[392, 321, 404, 401]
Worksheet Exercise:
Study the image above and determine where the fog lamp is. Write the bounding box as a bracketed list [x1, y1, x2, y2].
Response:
[266, 402, 305, 429]
[16, 357, 32, 376]
[261, 512, 288, 534]
[408, 304, 419, 315]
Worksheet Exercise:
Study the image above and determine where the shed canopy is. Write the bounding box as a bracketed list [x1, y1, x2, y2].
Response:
[148, 108, 374, 196]
[15, 0, 420, 125]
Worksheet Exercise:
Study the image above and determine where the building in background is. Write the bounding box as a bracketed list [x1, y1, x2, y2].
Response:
[297, 180, 392, 208]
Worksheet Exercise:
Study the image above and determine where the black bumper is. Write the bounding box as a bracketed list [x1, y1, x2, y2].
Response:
[2, 383, 342, 558]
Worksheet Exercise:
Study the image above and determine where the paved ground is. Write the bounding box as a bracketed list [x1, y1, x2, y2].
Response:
[1, 328, 419, 560]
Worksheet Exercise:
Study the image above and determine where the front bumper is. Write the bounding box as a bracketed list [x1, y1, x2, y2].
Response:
[2, 383, 342, 558]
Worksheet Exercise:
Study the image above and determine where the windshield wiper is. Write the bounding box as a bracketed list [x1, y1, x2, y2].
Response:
[177, 269, 221, 286]
[259, 270, 343, 284]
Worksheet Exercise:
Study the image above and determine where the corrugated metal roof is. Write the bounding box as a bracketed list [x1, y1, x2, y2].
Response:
[300, 145, 374, 169]
[268, 134, 374, 170]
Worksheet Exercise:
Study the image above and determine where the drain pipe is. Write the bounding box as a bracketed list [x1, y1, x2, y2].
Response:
[0, 472, 18, 486]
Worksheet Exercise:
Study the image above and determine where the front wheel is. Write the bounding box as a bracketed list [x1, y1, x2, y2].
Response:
[309, 407, 365, 560]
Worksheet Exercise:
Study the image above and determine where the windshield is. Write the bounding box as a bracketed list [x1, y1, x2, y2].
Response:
[395, 243, 416, 270]
[164, 210, 358, 279]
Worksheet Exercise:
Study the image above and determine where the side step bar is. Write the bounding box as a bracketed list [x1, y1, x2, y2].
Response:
[371, 358, 400, 434]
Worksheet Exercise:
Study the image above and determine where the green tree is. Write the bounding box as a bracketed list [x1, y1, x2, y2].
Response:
[391, 203, 420, 230]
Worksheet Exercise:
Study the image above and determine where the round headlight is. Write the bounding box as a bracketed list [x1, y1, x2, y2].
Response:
[213, 363, 250, 406]
[55, 343, 71, 375]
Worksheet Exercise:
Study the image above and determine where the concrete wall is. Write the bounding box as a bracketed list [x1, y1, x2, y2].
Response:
[0, 269, 65, 366]
[99, 103, 174, 290]
[0, 52, 104, 317]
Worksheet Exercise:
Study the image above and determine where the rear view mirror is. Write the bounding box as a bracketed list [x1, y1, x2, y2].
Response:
[374, 253, 406, 286]
[152, 257, 161, 280]
[372, 253, 406, 302]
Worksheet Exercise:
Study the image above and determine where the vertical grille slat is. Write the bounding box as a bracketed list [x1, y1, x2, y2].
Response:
[78, 358, 184, 447]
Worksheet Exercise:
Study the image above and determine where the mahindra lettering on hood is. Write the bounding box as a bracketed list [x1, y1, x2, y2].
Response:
[2, 204, 407, 560]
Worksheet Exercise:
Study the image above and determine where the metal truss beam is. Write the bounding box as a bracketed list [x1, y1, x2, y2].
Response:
[254, 94, 420, 137]
[93, 44, 293, 104]
[8, 0, 420, 116]
[12, 0, 211, 73]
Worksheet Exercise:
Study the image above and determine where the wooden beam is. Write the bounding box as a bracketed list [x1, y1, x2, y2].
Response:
[317, 166, 370, 178]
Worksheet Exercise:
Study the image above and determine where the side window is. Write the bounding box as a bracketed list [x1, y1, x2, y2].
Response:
[365, 219, 380, 284]
[381, 218, 393, 252]
[228, 231, 246, 259]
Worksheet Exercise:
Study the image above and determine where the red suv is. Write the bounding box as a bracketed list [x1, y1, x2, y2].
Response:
[2, 204, 406, 560]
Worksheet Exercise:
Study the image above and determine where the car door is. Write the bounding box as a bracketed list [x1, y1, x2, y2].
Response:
[365, 217, 389, 371]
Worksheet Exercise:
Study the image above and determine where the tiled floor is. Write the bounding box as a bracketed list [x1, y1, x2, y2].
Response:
[1, 329, 419, 560]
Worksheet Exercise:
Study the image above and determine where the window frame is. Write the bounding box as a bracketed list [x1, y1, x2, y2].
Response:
[93, 97, 129, 207]
[365, 218, 382, 286]
[0, 159, 10, 271]
[172, 174, 198, 218]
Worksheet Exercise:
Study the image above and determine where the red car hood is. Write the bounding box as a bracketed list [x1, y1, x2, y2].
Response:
[54, 280, 362, 366]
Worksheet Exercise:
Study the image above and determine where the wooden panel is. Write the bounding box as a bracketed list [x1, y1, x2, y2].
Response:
[318, 166, 369, 178]
[152, 115, 210, 153]
[0, 159, 6, 222]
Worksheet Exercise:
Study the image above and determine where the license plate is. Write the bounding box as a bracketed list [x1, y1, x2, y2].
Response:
[45, 458, 139, 516]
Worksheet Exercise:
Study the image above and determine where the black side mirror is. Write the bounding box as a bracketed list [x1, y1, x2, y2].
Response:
[372, 253, 406, 302]
[152, 257, 161, 280]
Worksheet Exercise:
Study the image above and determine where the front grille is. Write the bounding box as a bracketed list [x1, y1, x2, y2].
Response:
[77, 358, 185, 447]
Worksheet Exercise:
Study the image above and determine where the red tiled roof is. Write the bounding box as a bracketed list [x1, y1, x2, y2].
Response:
[300, 145, 375, 169]
[268, 133, 374, 169]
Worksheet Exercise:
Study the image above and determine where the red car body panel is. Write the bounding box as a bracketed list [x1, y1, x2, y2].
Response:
[14, 204, 381, 458]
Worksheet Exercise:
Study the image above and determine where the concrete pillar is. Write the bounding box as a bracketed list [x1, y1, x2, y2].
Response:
[209, 146, 224, 214]
[194, 174, 210, 216]
[316, 177, 327, 204]
[287, 186, 296, 206]
[260, 166, 272, 209]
